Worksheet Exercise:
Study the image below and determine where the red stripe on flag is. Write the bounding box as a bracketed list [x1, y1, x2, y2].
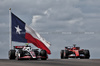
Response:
[25, 33, 51, 54]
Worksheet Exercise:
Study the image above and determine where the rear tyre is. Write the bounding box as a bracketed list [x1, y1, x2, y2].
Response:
[40, 50, 47, 60]
[9, 49, 16, 60]
[60, 50, 64, 59]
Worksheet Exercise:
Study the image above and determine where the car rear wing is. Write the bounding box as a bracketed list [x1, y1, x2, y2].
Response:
[13, 46, 25, 49]
[65, 46, 73, 49]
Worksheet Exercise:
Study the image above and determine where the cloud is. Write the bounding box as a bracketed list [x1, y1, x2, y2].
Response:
[31, 15, 42, 26]
[44, 8, 52, 17]
[67, 17, 83, 24]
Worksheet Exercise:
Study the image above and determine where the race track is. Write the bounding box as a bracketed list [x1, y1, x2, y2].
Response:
[0, 59, 100, 66]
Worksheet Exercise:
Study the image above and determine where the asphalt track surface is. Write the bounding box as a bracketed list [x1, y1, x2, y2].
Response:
[0, 59, 100, 66]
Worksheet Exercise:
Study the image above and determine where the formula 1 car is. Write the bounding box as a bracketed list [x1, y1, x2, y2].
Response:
[9, 45, 48, 60]
[60, 44, 90, 59]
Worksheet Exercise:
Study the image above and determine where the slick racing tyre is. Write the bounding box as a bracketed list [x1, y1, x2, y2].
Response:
[9, 49, 16, 60]
[83, 50, 90, 59]
[60, 50, 64, 59]
[40, 50, 47, 60]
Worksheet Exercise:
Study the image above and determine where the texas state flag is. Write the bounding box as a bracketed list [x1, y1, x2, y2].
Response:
[11, 12, 51, 54]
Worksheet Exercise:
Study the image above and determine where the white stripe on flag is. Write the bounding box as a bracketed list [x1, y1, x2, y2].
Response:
[25, 25, 50, 48]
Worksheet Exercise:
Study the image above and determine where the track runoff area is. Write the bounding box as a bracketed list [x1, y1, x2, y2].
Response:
[0, 59, 100, 66]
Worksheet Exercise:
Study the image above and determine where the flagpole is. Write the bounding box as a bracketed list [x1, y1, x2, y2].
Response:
[9, 8, 12, 49]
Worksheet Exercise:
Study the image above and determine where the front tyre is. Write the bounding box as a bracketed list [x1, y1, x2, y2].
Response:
[83, 50, 90, 59]
[9, 49, 16, 60]
[60, 50, 64, 59]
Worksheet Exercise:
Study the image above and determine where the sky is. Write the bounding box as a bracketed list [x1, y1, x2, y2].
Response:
[0, 0, 100, 59]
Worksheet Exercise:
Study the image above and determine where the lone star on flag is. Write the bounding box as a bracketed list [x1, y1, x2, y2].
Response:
[15, 25, 22, 34]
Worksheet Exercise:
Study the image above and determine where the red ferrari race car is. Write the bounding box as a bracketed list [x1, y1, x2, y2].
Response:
[9, 45, 48, 60]
[60, 44, 90, 59]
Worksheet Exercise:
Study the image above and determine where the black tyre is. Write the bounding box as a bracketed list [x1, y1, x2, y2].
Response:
[40, 50, 47, 60]
[9, 49, 16, 60]
[60, 50, 64, 59]
[83, 50, 90, 59]
[63, 50, 69, 59]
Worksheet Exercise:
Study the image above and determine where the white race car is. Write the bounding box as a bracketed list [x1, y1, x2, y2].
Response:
[9, 45, 48, 60]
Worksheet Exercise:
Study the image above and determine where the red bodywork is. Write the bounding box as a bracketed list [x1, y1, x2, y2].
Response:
[14, 46, 25, 49]
[65, 47, 84, 57]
